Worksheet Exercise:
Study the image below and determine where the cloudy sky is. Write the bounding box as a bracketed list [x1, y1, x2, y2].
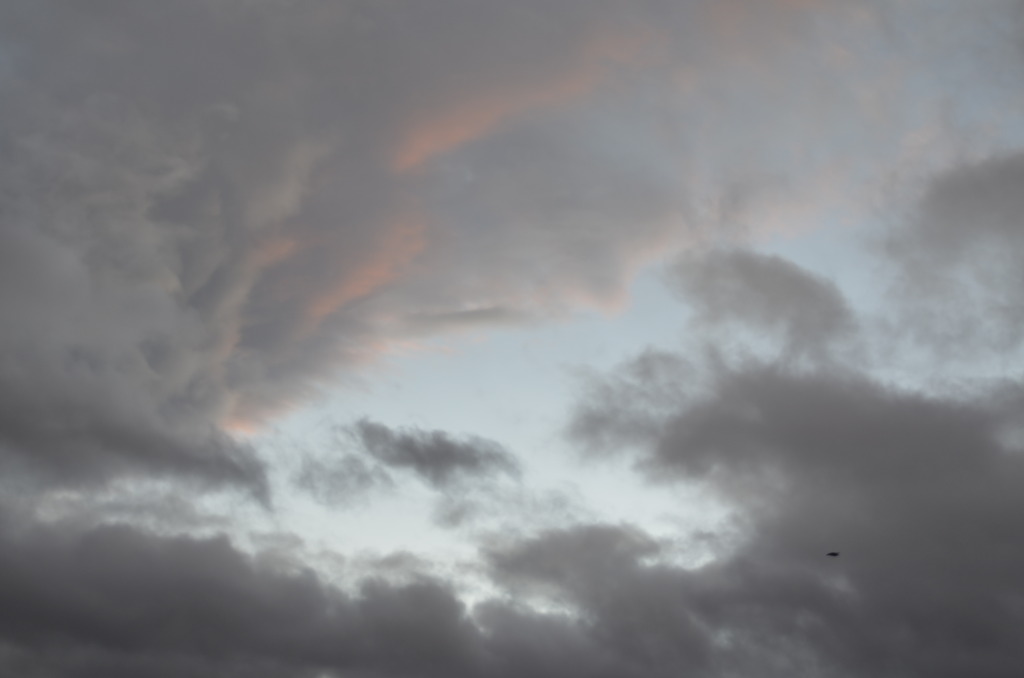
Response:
[3, 1, 1024, 676]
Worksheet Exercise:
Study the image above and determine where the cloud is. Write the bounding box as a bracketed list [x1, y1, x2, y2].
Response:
[0, 0, 722, 490]
[0, 509, 691, 678]
[668, 248, 856, 361]
[286, 418, 563, 531]
[487, 523, 662, 599]
[567, 349, 697, 457]
[883, 152, 1024, 355]
[390, 19, 660, 173]
[10, 466, 1024, 678]
[565, 349, 1024, 676]
[348, 419, 520, 489]
[0, 124, 266, 496]
[293, 453, 394, 509]
[4, 3, 1024, 675]
[0, 515, 486, 678]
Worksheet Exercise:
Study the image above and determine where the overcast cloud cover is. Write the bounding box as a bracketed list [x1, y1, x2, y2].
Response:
[3, 0, 1024, 676]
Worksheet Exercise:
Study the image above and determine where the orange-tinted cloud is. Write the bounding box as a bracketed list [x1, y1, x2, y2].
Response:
[254, 236, 300, 267]
[704, 0, 826, 69]
[392, 23, 664, 173]
[306, 219, 427, 323]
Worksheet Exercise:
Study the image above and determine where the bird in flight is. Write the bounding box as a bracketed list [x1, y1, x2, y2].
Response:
[826, 552, 839, 557]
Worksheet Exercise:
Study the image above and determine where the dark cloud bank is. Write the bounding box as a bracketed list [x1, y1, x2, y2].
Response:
[6, 354, 1024, 678]
[559, 255, 1024, 676]
[7, 245, 1024, 677]
[3, 1, 1024, 677]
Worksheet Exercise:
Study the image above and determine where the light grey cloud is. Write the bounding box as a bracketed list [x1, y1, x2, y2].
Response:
[432, 484, 588, 532]
[567, 348, 699, 457]
[0, 507, 709, 678]
[293, 453, 394, 509]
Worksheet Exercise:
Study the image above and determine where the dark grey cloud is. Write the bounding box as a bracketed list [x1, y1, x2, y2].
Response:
[0, 506, 850, 678]
[0, 514, 487, 678]
[487, 523, 661, 600]
[884, 152, 1024, 355]
[484, 524, 729, 678]
[565, 352, 1024, 676]
[349, 419, 520, 489]
[5, 356, 1024, 676]
[0, 120, 267, 495]
[669, 248, 856, 361]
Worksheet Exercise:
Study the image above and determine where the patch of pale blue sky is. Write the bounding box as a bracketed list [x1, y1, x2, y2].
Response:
[245, 266, 730, 581]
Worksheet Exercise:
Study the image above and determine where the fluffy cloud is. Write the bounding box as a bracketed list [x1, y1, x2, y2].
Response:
[669, 248, 856, 361]
[884, 152, 1024, 356]
[0, 513, 485, 678]
[564, 348, 1024, 676]
[16, 431, 1024, 678]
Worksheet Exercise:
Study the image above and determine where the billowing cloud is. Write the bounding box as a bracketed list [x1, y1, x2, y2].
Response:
[0, 508, 683, 678]
[565, 349, 1024, 676]
[0, 514, 485, 678]
[669, 248, 856, 361]
[884, 152, 1024, 356]
[9, 446, 1024, 678]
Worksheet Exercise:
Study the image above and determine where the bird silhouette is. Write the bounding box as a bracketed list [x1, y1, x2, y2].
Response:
[826, 552, 839, 557]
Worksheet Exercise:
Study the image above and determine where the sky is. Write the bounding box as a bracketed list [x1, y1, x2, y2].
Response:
[3, 1, 1024, 676]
